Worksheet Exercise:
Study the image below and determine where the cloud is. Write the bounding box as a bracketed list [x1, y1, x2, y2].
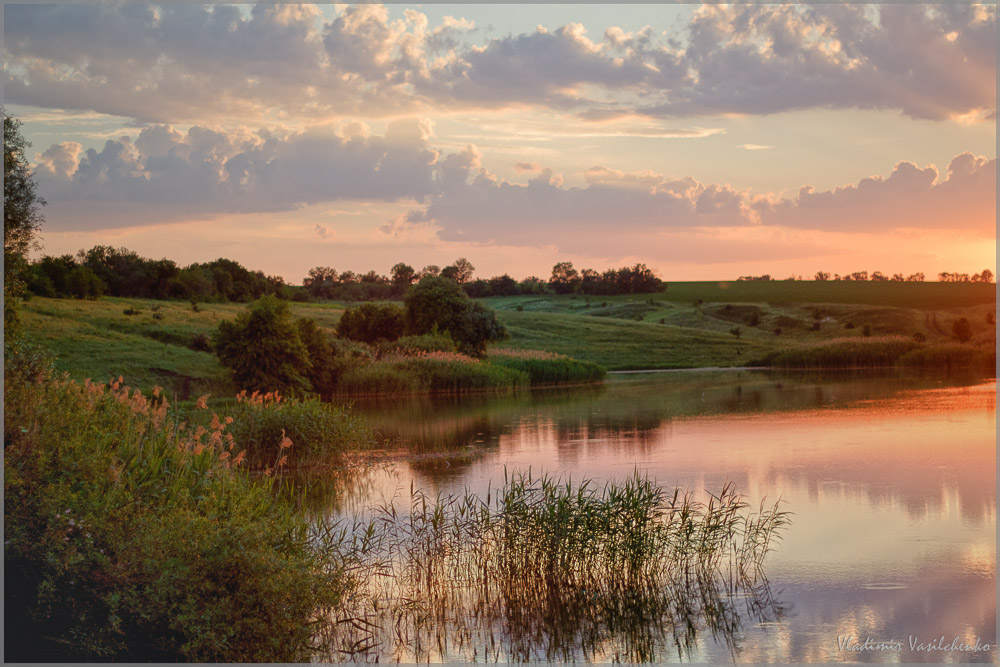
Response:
[762, 153, 996, 233]
[33, 120, 440, 229]
[5, 4, 994, 123]
[393, 150, 995, 255]
[737, 144, 774, 151]
[514, 162, 540, 173]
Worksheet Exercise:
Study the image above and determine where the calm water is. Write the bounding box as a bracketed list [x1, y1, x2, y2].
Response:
[336, 370, 996, 663]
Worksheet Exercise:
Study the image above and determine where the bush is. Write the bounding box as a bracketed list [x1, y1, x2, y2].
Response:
[952, 317, 973, 343]
[404, 277, 506, 356]
[297, 317, 337, 394]
[4, 375, 345, 661]
[213, 295, 311, 395]
[336, 302, 405, 344]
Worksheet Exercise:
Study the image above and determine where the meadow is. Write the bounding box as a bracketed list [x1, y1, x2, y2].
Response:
[19, 280, 995, 399]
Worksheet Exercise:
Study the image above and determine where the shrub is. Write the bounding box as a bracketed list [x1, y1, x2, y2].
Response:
[4, 375, 345, 661]
[337, 302, 405, 344]
[297, 317, 337, 394]
[952, 317, 973, 343]
[189, 332, 213, 352]
[213, 295, 311, 395]
[404, 277, 507, 356]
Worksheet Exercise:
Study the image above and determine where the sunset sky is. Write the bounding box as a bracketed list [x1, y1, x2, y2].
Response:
[4, 3, 996, 284]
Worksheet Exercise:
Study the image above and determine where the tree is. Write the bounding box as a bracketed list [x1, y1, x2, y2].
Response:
[441, 257, 475, 284]
[814, 271, 830, 281]
[336, 302, 406, 344]
[213, 295, 311, 394]
[418, 265, 440, 279]
[390, 263, 416, 289]
[549, 262, 580, 294]
[404, 277, 506, 356]
[4, 113, 45, 331]
[951, 317, 973, 343]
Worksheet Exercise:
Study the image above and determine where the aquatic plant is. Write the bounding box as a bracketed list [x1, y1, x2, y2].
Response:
[322, 470, 790, 662]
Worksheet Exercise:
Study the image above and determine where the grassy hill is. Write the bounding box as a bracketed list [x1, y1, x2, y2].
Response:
[18, 281, 996, 396]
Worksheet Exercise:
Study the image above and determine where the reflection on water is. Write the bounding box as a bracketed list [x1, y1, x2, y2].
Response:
[334, 370, 996, 662]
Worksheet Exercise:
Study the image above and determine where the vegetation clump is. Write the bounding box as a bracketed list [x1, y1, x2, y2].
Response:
[4, 361, 348, 661]
[487, 347, 606, 385]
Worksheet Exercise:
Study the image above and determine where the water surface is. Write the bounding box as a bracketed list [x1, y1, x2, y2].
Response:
[337, 370, 996, 662]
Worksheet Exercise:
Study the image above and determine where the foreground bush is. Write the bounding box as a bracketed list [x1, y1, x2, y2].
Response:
[4, 369, 346, 661]
[487, 348, 606, 385]
[224, 390, 372, 467]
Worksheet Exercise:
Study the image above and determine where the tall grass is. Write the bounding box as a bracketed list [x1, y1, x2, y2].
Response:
[337, 350, 530, 396]
[4, 358, 347, 661]
[323, 471, 790, 662]
[759, 336, 996, 371]
[224, 390, 372, 467]
[487, 347, 606, 385]
[759, 336, 920, 369]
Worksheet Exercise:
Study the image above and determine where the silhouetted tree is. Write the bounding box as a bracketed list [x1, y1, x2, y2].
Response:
[550, 262, 581, 294]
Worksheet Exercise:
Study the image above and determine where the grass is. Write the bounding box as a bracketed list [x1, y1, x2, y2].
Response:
[486, 347, 607, 385]
[757, 335, 996, 371]
[337, 350, 531, 396]
[323, 470, 790, 662]
[19, 280, 997, 390]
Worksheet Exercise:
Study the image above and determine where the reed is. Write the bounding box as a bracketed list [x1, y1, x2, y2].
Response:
[323, 471, 790, 662]
[758, 336, 920, 368]
[487, 347, 606, 385]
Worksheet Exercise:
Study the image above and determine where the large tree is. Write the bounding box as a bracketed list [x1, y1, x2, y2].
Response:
[4, 114, 45, 331]
[403, 277, 506, 356]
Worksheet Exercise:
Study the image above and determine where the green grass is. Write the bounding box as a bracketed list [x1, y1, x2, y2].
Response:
[19, 281, 997, 389]
[337, 351, 531, 396]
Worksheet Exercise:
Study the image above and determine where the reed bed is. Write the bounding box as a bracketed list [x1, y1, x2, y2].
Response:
[759, 336, 920, 369]
[321, 470, 790, 662]
[336, 351, 530, 396]
[487, 347, 607, 385]
[898, 343, 996, 372]
[223, 390, 372, 467]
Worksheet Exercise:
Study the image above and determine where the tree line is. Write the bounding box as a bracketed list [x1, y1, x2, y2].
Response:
[27, 248, 666, 304]
[741, 270, 994, 283]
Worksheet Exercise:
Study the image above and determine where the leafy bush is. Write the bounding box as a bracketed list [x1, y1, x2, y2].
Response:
[4, 374, 346, 661]
[952, 317, 973, 343]
[337, 302, 406, 344]
[213, 295, 311, 394]
[403, 277, 506, 356]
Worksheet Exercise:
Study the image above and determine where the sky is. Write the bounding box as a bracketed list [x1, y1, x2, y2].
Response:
[3, 3, 996, 284]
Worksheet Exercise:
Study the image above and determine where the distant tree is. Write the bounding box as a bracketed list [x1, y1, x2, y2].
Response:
[66, 266, 104, 300]
[441, 257, 475, 284]
[906, 272, 925, 282]
[870, 271, 887, 281]
[890, 273, 904, 281]
[972, 269, 994, 283]
[390, 263, 416, 291]
[463, 279, 491, 298]
[404, 277, 506, 356]
[519, 276, 547, 294]
[951, 317, 973, 343]
[359, 270, 385, 284]
[550, 261, 581, 294]
[304, 266, 338, 298]
[418, 265, 440, 279]
[5, 113, 46, 330]
[850, 271, 868, 281]
[814, 271, 830, 281]
[487, 274, 518, 297]
[336, 302, 406, 344]
[213, 295, 311, 394]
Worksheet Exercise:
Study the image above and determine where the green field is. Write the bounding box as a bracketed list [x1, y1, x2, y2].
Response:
[19, 281, 997, 395]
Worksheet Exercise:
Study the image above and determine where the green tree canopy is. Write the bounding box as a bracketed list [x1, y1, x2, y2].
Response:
[403, 276, 506, 356]
[4, 113, 45, 330]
